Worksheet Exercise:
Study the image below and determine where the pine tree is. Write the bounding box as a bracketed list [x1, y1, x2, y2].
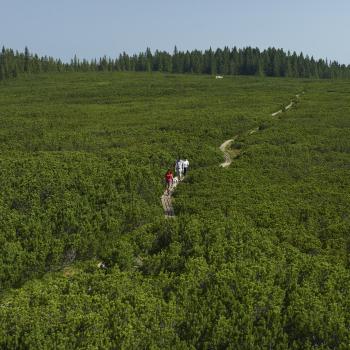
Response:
[273, 52, 281, 77]
[172, 46, 180, 73]
[12, 64, 18, 78]
[184, 51, 191, 73]
[0, 64, 4, 81]
[256, 61, 265, 76]
[164, 54, 172, 72]
[286, 59, 293, 77]
[209, 49, 216, 75]
[24, 46, 30, 73]
[222, 46, 230, 75]
[145, 48, 152, 72]
[230, 47, 239, 75]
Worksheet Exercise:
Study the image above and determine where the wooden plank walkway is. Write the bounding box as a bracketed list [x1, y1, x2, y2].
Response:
[160, 178, 182, 218]
[161, 191, 175, 217]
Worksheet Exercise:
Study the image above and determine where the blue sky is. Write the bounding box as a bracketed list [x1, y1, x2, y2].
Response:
[1, 0, 350, 63]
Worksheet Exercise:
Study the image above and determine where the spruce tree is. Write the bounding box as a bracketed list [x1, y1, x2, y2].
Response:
[0, 64, 4, 81]
[208, 48, 216, 75]
[24, 46, 30, 73]
[172, 46, 179, 73]
[184, 51, 191, 73]
[286, 60, 293, 77]
[273, 52, 281, 77]
[12, 65, 18, 78]
[256, 61, 265, 76]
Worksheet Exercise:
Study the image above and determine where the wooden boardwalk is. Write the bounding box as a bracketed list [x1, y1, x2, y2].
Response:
[161, 191, 175, 217]
[161, 178, 182, 218]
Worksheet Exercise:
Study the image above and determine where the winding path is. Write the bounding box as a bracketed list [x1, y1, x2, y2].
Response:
[271, 93, 301, 117]
[161, 93, 303, 217]
[219, 137, 237, 168]
[219, 93, 302, 167]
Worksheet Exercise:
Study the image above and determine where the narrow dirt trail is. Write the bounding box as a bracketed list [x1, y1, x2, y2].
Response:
[219, 93, 302, 167]
[161, 93, 303, 217]
[271, 93, 301, 117]
[219, 137, 236, 167]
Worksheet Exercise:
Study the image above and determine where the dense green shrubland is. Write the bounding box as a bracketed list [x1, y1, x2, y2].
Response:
[0, 72, 350, 349]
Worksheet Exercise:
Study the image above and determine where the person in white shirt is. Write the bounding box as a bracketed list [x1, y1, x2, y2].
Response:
[183, 159, 189, 176]
[175, 158, 184, 179]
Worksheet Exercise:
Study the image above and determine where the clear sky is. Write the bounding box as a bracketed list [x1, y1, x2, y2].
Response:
[1, 0, 349, 63]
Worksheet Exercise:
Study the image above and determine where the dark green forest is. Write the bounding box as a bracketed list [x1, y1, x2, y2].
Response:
[1, 45, 350, 82]
[0, 72, 350, 349]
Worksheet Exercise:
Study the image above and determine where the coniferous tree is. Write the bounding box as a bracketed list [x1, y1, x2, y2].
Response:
[0, 64, 4, 81]
[145, 48, 152, 72]
[209, 49, 216, 75]
[273, 50, 281, 77]
[0, 45, 349, 81]
[256, 60, 265, 77]
[221, 46, 230, 75]
[24, 46, 30, 73]
[184, 51, 191, 73]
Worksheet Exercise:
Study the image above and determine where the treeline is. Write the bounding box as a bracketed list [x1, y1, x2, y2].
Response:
[1, 45, 350, 81]
[0, 47, 64, 80]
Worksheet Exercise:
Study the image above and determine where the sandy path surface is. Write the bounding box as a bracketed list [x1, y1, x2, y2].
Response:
[220, 93, 303, 167]
[271, 93, 301, 116]
[161, 93, 304, 217]
[219, 138, 236, 167]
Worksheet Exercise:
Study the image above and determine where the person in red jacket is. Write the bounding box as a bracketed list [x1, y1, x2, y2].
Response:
[165, 169, 174, 195]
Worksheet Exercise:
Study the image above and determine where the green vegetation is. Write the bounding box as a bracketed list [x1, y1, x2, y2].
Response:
[0, 72, 350, 349]
[1, 45, 350, 83]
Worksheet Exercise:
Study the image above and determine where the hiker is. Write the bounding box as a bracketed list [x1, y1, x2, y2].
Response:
[175, 158, 184, 180]
[183, 158, 189, 176]
[165, 169, 174, 194]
